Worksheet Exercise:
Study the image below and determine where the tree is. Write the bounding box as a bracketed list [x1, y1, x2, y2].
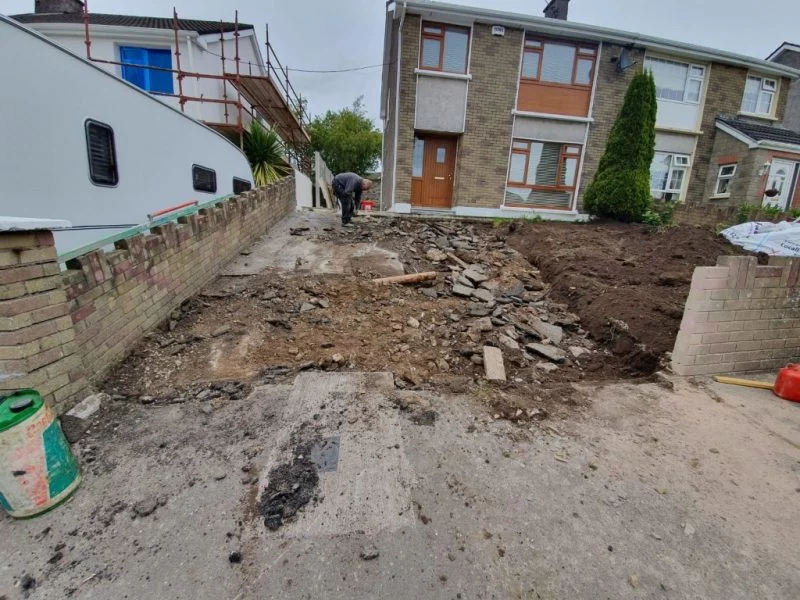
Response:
[307, 97, 382, 175]
[243, 121, 292, 186]
[583, 71, 657, 223]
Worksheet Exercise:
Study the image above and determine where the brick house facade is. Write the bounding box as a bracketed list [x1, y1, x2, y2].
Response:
[380, 1, 800, 219]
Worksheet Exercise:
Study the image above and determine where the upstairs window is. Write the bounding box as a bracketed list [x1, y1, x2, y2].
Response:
[521, 36, 596, 87]
[85, 120, 118, 186]
[644, 57, 705, 104]
[120, 46, 174, 94]
[650, 152, 690, 201]
[741, 75, 777, 116]
[420, 22, 470, 74]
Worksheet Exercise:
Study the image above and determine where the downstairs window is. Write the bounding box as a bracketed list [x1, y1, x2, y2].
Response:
[505, 140, 581, 210]
[714, 164, 737, 197]
[650, 152, 690, 201]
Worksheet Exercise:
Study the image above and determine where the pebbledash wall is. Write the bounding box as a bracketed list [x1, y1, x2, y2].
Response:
[672, 255, 800, 376]
[0, 177, 296, 414]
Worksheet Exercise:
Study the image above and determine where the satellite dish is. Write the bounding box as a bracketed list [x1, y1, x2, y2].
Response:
[616, 47, 636, 73]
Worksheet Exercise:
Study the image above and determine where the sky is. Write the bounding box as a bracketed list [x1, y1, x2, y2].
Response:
[4, 0, 800, 125]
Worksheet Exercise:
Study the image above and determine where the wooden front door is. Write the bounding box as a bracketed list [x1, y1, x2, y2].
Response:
[411, 135, 457, 208]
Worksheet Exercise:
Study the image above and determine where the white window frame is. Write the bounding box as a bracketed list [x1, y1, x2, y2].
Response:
[740, 74, 778, 118]
[713, 164, 737, 198]
[651, 152, 691, 202]
[644, 56, 706, 105]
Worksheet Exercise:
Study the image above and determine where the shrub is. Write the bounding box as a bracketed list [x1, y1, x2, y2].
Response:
[735, 203, 755, 224]
[583, 71, 657, 223]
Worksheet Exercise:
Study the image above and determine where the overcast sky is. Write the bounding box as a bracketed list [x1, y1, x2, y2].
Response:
[5, 0, 800, 125]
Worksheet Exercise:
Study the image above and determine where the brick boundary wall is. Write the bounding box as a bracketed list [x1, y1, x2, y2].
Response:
[672, 255, 800, 376]
[0, 177, 296, 413]
[674, 204, 796, 231]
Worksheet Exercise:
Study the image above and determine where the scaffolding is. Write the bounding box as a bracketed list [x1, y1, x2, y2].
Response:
[80, 1, 310, 158]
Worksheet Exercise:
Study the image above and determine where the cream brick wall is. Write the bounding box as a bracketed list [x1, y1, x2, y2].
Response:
[0, 177, 296, 413]
[672, 255, 800, 376]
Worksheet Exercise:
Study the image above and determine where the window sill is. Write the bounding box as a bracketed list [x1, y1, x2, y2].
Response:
[710, 194, 731, 200]
[415, 69, 472, 81]
[737, 111, 779, 122]
[512, 110, 593, 123]
[655, 125, 703, 135]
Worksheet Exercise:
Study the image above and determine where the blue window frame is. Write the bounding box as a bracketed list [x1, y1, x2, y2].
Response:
[119, 46, 174, 94]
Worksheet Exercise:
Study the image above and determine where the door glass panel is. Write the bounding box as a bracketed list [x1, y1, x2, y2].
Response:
[509, 153, 526, 183]
[436, 147, 446, 163]
[442, 29, 469, 73]
[421, 38, 441, 69]
[412, 138, 425, 177]
[575, 58, 593, 85]
[521, 51, 540, 78]
[540, 43, 576, 84]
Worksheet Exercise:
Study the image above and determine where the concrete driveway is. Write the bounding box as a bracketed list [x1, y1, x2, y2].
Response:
[3, 211, 799, 599]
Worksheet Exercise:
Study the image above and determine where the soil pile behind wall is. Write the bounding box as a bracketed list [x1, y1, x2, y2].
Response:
[508, 221, 749, 374]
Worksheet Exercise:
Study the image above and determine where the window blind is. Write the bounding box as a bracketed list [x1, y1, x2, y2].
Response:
[85, 120, 118, 186]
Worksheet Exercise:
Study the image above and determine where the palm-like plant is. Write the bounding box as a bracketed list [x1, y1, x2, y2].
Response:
[244, 121, 292, 186]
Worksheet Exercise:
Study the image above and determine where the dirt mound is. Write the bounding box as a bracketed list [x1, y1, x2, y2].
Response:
[508, 221, 749, 374]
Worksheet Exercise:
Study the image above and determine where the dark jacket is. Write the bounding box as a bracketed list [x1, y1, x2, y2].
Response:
[333, 172, 363, 204]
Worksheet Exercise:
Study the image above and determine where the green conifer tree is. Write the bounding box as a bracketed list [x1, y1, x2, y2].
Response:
[583, 70, 657, 222]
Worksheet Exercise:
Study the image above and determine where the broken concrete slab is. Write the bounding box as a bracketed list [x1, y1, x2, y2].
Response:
[60, 392, 108, 443]
[526, 343, 567, 364]
[452, 284, 474, 298]
[456, 275, 476, 288]
[472, 288, 495, 303]
[483, 347, 507, 381]
[300, 302, 317, 313]
[470, 317, 494, 333]
[463, 269, 490, 285]
[530, 319, 565, 345]
[569, 346, 590, 359]
[497, 334, 520, 350]
[535, 361, 559, 373]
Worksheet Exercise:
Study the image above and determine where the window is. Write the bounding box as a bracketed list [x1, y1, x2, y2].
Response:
[233, 177, 252, 194]
[412, 138, 425, 177]
[650, 152, 690, 201]
[120, 46, 174, 94]
[713, 165, 737, 197]
[741, 75, 777, 116]
[192, 165, 217, 193]
[644, 57, 705, 104]
[85, 120, 118, 186]
[506, 140, 581, 209]
[420, 22, 470, 74]
[521, 36, 596, 87]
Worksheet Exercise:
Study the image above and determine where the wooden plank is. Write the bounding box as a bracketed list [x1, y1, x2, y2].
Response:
[447, 252, 469, 269]
[713, 375, 774, 390]
[373, 272, 436, 285]
[483, 346, 507, 381]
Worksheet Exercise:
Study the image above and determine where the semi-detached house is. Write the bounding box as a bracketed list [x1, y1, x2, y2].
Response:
[379, 0, 800, 219]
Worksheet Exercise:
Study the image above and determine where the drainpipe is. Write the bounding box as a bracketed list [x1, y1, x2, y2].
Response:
[391, 2, 406, 210]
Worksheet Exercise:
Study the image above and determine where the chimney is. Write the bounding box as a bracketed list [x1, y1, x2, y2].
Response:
[543, 0, 569, 20]
[34, 0, 84, 14]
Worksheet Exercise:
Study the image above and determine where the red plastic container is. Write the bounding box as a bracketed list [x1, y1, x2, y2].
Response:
[774, 364, 800, 403]
[361, 200, 375, 212]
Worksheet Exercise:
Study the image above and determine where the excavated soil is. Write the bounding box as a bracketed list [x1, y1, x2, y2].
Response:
[508, 221, 750, 374]
[102, 216, 748, 423]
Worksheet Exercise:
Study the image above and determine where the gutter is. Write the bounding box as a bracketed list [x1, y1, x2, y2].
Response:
[403, 0, 800, 79]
